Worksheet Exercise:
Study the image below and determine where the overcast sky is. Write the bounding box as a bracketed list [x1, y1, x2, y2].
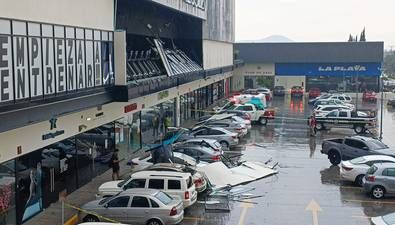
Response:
[235, 0, 395, 49]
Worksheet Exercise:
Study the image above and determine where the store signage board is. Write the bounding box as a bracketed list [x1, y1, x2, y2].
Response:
[0, 19, 114, 105]
[275, 63, 381, 77]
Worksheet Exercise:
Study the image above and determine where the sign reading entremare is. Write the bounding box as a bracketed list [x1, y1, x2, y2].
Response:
[0, 19, 114, 104]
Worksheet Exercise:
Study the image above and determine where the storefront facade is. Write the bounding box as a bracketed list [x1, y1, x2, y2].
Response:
[234, 42, 384, 92]
[0, 0, 235, 224]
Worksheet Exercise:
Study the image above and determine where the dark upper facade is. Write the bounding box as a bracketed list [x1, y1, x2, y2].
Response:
[234, 42, 384, 64]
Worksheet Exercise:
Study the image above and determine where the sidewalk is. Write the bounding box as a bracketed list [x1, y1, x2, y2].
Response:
[24, 154, 139, 225]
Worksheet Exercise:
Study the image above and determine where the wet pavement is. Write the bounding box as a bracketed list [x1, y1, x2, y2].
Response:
[182, 95, 395, 225]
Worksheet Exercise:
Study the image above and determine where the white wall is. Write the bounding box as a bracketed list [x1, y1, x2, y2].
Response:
[0, 0, 114, 30]
[203, 40, 233, 70]
[242, 63, 275, 77]
[275, 76, 306, 91]
[0, 72, 232, 164]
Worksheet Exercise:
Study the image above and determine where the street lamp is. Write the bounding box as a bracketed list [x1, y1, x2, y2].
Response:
[379, 66, 384, 140]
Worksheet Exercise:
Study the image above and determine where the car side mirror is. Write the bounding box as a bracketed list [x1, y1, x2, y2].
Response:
[104, 203, 109, 208]
[363, 147, 369, 151]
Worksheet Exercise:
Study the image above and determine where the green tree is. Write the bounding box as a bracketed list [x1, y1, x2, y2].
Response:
[348, 34, 354, 42]
[360, 28, 366, 42]
[384, 50, 395, 78]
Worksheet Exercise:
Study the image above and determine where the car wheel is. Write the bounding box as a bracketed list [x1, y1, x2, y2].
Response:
[220, 141, 229, 149]
[147, 219, 163, 225]
[354, 174, 364, 186]
[83, 215, 99, 222]
[259, 117, 268, 125]
[354, 126, 365, 134]
[371, 186, 385, 199]
[315, 123, 324, 131]
[328, 150, 341, 165]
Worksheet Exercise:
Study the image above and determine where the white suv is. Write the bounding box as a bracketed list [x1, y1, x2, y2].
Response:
[97, 171, 197, 208]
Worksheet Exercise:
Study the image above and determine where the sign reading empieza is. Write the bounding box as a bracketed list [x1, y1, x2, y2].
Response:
[0, 19, 114, 104]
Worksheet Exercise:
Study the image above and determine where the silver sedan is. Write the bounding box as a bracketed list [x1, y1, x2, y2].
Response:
[81, 189, 184, 225]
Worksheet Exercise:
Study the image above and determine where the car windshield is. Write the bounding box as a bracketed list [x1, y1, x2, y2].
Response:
[155, 191, 173, 205]
[350, 157, 366, 164]
[383, 213, 395, 224]
[367, 140, 389, 150]
[117, 180, 127, 188]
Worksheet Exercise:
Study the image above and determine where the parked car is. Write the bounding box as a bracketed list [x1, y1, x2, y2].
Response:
[315, 109, 375, 134]
[363, 90, 378, 102]
[195, 114, 249, 136]
[178, 126, 239, 148]
[175, 139, 223, 152]
[313, 99, 354, 110]
[256, 87, 272, 101]
[363, 163, 395, 199]
[172, 152, 209, 168]
[321, 136, 394, 165]
[273, 86, 286, 96]
[309, 88, 321, 99]
[83, 189, 184, 225]
[387, 98, 395, 108]
[340, 155, 395, 186]
[291, 86, 304, 97]
[308, 93, 332, 104]
[218, 110, 252, 129]
[172, 145, 223, 162]
[371, 212, 395, 225]
[79, 223, 132, 225]
[313, 105, 352, 117]
[229, 103, 274, 125]
[142, 163, 207, 193]
[97, 171, 197, 208]
[327, 94, 352, 103]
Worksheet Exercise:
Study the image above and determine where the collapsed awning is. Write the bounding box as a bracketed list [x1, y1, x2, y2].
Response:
[196, 161, 277, 189]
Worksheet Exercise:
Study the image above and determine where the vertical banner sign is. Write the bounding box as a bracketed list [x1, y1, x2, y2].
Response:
[76, 39, 85, 89]
[55, 38, 66, 93]
[85, 40, 94, 88]
[94, 41, 102, 86]
[0, 35, 13, 102]
[42, 37, 55, 95]
[66, 39, 76, 91]
[13, 36, 29, 100]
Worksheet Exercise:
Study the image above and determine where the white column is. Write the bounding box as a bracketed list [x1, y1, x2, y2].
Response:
[175, 96, 181, 127]
[114, 30, 127, 86]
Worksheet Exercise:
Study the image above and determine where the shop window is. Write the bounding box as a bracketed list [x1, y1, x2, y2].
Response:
[0, 160, 16, 225]
[16, 151, 43, 224]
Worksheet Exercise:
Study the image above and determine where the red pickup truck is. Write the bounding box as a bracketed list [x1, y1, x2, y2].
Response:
[362, 91, 377, 102]
[291, 86, 304, 97]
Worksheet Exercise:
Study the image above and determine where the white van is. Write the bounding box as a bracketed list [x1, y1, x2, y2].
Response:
[97, 171, 197, 208]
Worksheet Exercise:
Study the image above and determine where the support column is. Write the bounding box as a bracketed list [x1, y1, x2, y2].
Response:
[175, 96, 181, 127]
[114, 30, 127, 86]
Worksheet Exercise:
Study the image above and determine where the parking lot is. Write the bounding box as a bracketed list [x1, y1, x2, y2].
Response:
[181, 95, 395, 225]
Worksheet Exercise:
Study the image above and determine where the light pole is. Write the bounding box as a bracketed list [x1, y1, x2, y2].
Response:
[355, 69, 359, 111]
[379, 67, 384, 140]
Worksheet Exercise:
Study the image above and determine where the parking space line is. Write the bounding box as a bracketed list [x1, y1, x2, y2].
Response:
[183, 216, 206, 221]
[339, 186, 364, 190]
[351, 215, 371, 219]
[344, 199, 395, 205]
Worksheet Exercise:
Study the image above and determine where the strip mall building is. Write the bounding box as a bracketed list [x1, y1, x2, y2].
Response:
[0, 0, 236, 224]
[233, 42, 384, 92]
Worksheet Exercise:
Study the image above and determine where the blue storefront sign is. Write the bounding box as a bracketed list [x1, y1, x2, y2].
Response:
[275, 63, 381, 77]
